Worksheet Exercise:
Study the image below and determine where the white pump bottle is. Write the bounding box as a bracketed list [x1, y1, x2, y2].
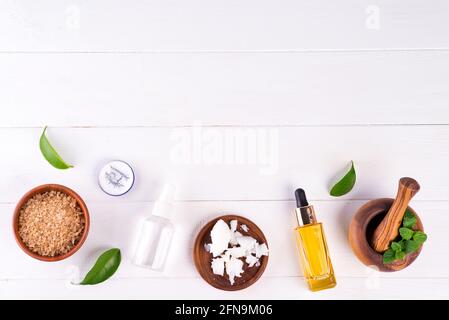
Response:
[132, 184, 176, 271]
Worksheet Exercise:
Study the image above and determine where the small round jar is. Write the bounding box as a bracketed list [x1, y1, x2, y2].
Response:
[98, 160, 135, 196]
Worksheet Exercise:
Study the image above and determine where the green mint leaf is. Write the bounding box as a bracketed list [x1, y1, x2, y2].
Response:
[330, 161, 356, 197]
[404, 240, 421, 254]
[403, 210, 417, 228]
[399, 239, 406, 251]
[413, 231, 428, 244]
[80, 248, 121, 285]
[39, 126, 74, 170]
[399, 227, 414, 240]
[391, 241, 402, 252]
[395, 250, 406, 260]
[383, 249, 396, 264]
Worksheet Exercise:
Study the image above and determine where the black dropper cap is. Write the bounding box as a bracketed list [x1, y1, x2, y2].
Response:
[294, 188, 317, 225]
[295, 188, 309, 208]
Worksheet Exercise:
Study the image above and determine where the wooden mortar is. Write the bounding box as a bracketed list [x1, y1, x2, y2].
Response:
[349, 198, 423, 272]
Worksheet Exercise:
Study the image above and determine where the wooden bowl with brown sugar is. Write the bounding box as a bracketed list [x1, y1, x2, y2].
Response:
[13, 184, 90, 262]
[193, 215, 269, 291]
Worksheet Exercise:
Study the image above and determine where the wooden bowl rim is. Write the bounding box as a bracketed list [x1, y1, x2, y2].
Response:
[349, 198, 423, 272]
[193, 214, 269, 291]
[12, 184, 90, 262]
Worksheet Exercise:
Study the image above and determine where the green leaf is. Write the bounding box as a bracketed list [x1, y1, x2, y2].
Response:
[399, 227, 414, 240]
[395, 250, 406, 260]
[413, 231, 428, 244]
[404, 240, 421, 254]
[80, 248, 121, 285]
[391, 241, 402, 252]
[399, 239, 406, 251]
[403, 210, 417, 228]
[39, 126, 73, 169]
[330, 161, 357, 197]
[383, 249, 396, 264]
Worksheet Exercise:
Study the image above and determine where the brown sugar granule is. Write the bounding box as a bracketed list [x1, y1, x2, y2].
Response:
[18, 191, 85, 257]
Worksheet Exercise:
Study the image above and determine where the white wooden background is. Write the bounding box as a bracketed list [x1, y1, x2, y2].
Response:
[0, 0, 449, 300]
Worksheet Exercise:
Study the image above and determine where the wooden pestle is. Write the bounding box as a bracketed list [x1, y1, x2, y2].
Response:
[372, 177, 420, 253]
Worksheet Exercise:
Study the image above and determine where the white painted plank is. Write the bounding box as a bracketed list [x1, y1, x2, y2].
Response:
[0, 52, 448, 126]
[0, 0, 448, 51]
[0, 126, 448, 202]
[1, 277, 448, 300]
[1, 200, 447, 280]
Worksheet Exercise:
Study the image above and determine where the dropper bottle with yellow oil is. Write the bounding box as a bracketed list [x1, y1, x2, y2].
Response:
[294, 188, 337, 291]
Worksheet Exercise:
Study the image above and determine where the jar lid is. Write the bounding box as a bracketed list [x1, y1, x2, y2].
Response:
[98, 160, 135, 196]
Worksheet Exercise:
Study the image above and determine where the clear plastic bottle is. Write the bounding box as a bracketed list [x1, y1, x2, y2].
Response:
[132, 184, 176, 271]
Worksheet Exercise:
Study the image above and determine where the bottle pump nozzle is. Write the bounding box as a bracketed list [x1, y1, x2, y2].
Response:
[152, 183, 177, 218]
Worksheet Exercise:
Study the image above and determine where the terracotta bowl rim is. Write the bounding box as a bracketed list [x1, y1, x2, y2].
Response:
[12, 184, 90, 262]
